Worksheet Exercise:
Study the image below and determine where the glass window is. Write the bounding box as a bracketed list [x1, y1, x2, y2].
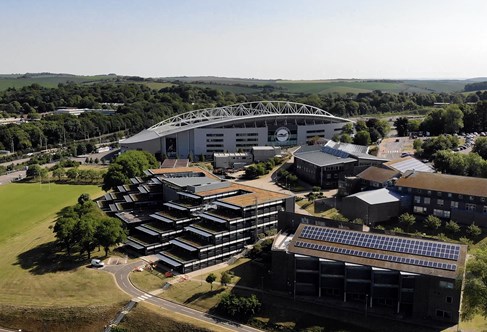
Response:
[466, 203, 476, 211]
[437, 199, 444, 206]
[424, 197, 431, 205]
[439, 281, 454, 289]
[451, 201, 459, 208]
[414, 196, 421, 204]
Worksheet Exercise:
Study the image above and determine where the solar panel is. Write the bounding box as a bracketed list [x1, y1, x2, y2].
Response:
[299, 226, 461, 261]
[295, 241, 457, 272]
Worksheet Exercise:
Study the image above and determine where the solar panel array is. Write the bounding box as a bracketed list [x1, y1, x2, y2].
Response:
[295, 241, 457, 271]
[300, 225, 461, 261]
[321, 146, 350, 158]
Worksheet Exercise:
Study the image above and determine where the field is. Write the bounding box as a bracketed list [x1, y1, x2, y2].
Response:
[0, 182, 129, 330]
[0, 74, 116, 90]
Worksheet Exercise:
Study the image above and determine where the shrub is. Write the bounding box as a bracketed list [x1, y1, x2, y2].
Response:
[423, 215, 442, 230]
[445, 220, 461, 234]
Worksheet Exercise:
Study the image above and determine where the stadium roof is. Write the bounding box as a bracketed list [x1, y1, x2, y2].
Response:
[123, 101, 352, 144]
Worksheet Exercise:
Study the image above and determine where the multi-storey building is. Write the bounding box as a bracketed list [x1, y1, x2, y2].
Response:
[394, 170, 487, 226]
[272, 212, 467, 326]
[98, 167, 294, 273]
[294, 141, 388, 189]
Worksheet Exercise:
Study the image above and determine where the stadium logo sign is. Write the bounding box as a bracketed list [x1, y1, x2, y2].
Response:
[275, 127, 291, 142]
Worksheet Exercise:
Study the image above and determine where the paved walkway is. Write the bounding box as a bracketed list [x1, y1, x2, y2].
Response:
[104, 260, 262, 332]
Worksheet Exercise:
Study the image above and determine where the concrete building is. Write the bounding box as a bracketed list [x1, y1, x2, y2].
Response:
[294, 141, 388, 189]
[252, 146, 281, 162]
[394, 170, 487, 226]
[272, 212, 467, 326]
[341, 188, 405, 225]
[213, 153, 253, 169]
[98, 167, 294, 273]
[120, 101, 351, 158]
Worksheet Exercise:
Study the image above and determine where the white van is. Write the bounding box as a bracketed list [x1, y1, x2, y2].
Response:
[91, 259, 105, 267]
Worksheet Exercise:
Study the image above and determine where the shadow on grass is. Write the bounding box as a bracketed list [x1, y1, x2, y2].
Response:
[15, 240, 93, 275]
[184, 288, 225, 304]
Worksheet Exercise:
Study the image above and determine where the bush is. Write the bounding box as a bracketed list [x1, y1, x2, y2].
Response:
[216, 294, 261, 320]
[467, 223, 482, 238]
[423, 215, 442, 230]
[445, 220, 461, 234]
[312, 186, 321, 192]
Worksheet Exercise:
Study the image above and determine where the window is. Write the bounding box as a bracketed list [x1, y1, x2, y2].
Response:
[434, 209, 450, 218]
[424, 197, 431, 205]
[448, 193, 452, 198]
[446, 296, 453, 304]
[484, 206, 487, 213]
[466, 203, 476, 211]
[414, 196, 421, 203]
[437, 199, 444, 206]
[439, 281, 454, 289]
[459, 195, 463, 199]
[427, 190, 432, 195]
[451, 201, 459, 209]
[436, 309, 452, 319]
[437, 192, 442, 197]
[414, 206, 427, 214]
[470, 196, 475, 201]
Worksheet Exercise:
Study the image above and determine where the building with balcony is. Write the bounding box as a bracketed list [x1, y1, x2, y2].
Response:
[98, 166, 294, 273]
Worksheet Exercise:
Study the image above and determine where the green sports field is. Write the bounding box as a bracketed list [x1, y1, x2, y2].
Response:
[0, 183, 129, 306]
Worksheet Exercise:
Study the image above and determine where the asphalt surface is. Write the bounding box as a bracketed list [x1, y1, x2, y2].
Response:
[106, 261, 262, 332]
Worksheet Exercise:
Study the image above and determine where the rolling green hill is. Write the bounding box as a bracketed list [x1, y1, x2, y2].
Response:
[0, 73, 479, 94]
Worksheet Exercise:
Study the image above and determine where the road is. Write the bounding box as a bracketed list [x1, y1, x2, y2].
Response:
[105, 261, 262, 332]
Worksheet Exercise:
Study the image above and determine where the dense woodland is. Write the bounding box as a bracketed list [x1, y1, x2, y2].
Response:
[1, 82, 487, 157]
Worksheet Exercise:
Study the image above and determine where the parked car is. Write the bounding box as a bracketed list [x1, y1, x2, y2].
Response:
[91, 259, 105, 267]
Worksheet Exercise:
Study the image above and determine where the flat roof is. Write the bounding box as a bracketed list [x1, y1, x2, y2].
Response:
[347, 188, 402, 205]
[288, 223, 467, 279]
[163, 176, 220, 188]
[295, 150, 356, 167]
[384, 156, 434, 173]
[356, 166, 399, 183]
[395, 171, 487, 197]
[148, 167, 219, 180]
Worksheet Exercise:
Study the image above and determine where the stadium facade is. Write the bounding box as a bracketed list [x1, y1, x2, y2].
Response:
[121, 101, 351, 158]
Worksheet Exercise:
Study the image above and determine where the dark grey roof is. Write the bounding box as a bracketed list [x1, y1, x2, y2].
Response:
[163, 176, 220, 188]
[295, 150, 356, 167]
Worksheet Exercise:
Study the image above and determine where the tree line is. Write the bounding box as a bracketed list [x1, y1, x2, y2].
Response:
[2, 81, 487, 155]
[53, 194, 126, 258]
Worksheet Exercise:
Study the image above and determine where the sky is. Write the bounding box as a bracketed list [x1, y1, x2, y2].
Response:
[1, 0, 486, 80]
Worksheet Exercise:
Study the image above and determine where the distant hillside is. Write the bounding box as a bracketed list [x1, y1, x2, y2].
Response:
[1, 73, 483, 94]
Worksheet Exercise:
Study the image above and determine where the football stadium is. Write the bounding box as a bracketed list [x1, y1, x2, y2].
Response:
[121, 101, 351, 158]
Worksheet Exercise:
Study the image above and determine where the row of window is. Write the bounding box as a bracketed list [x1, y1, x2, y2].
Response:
[236, 133, 259, 137]
[206, 133, 224, 137]
[414, 196, 487, 213]
[401, 187, 486, 202]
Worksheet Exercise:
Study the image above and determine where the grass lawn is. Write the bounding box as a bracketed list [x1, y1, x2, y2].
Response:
[0, 182, 129, 307]
[117, 302, 230, 332]
[130, 270, 169, 293]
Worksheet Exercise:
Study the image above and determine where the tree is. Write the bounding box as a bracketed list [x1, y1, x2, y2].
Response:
[445, 220, 461, 234]
[462, 244, 487, 320]
[394, 117, 409, 137]
[206, 273, 217, 290]
[398, 213, 416, 232]
[52, 167, 66, 180]
[467, 223, 482, 239]
[96, 217, 127, 256]
[443, 105, 464, 134]
[53, 215, 78, 256]
[423, 215, 442, 230]
[78, 193, 91, 205]
[339, 133, 353, 143]
[220, 272, 233, 287]
[66, 167, 79, 181]
[103, 150, 158, 191]
[473, 137, 487, 160]
[353, 130, 371, 146]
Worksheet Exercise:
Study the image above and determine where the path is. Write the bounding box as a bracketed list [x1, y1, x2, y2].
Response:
[105, 261, 262, 332]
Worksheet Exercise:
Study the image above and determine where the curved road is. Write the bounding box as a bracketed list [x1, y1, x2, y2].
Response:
[107, 261, 262, 332]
